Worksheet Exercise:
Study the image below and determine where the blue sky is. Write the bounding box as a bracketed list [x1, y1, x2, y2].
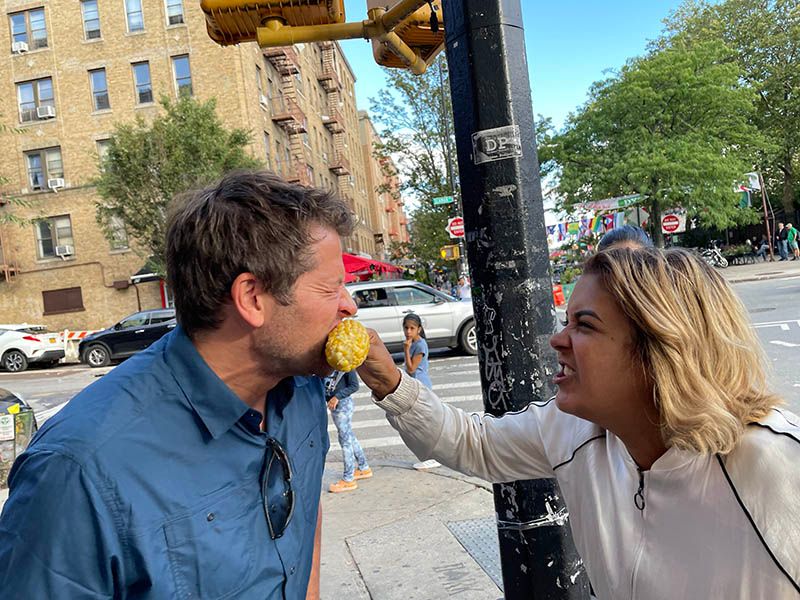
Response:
[339, 0, 686, 128]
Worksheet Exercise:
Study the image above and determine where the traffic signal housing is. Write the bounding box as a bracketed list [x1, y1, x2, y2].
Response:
[201, 0, 345, 46]
[440, 245, 460, 261]
[368, 0, 444, 69]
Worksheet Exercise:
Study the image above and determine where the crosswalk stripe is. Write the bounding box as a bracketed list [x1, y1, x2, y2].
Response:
[329, 436, 409, 451]
[351, 392, 483, 413]
[350, 379, 480, 400]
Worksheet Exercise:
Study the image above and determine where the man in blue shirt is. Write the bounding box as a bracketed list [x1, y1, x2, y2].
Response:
[0, 170, 357, 598]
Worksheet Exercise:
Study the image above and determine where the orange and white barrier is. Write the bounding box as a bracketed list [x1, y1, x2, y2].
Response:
[59, 329, 101, 362]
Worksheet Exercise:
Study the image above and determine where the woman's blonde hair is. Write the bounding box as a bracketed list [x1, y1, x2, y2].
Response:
[583, 247, 781, 454]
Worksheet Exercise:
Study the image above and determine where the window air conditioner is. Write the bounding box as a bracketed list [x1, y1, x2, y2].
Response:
[259, 94, 269, 107]
[36, 105, 56, 119]
[11, 41, 28, 54]
[55, 244, 74, 258]
[47, 177, 65, 191]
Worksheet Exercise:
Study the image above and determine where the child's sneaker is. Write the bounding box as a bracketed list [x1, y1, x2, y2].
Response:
[354, 467, 373, 480]
[329, 479, 358, 493]
[413, 459, 441, 470]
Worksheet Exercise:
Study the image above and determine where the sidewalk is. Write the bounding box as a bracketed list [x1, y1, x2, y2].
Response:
[719, 256, 800, 283]
[320, 460, 502, 600]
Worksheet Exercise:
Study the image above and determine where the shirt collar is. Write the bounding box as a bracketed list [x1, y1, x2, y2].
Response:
[163, 326, 310, 439]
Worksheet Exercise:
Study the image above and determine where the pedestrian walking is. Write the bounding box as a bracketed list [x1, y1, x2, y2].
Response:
[776, 222, 789, 260]
[0, 170, 358, 599]
[787, 222, 799, 260]
[456, 275, 472, 300]
[402, 313, 440, 470]
[325, 370, 372, 493]
[359, 247, 800, 599]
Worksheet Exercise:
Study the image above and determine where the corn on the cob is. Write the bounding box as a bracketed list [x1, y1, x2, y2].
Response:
[325, 319, 370, 371]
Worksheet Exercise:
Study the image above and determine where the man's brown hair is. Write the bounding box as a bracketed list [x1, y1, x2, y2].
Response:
[165, 170, 354, 335]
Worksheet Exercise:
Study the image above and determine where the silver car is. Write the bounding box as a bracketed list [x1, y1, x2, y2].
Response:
[347, 280, 477, 355]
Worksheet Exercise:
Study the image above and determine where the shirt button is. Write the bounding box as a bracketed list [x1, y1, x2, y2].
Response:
[271, 504, 278, 512]
[290, 566, 296, 575]
[206, 513, 215, 522]
[309, 440, 314, 447]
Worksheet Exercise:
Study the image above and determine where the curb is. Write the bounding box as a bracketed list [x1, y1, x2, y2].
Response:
[725, 272, 800, 284]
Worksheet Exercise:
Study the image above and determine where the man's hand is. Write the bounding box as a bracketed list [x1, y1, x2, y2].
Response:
[327, 397, 339, 411]
[357, 329, 401, 401]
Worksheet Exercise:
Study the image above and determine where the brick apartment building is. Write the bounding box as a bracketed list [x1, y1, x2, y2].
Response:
[0, 0, 408, 330]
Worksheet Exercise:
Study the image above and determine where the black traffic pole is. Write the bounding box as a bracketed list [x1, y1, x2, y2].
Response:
[441, 1, 590, 597]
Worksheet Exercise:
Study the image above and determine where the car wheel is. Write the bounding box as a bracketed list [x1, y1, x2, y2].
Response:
[459, 320, 478, 356]
[85, 344, 111, 368]
[2, 350, 28, 373]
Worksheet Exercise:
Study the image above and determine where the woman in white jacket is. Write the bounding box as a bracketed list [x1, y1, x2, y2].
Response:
[357, 247, 799, 599]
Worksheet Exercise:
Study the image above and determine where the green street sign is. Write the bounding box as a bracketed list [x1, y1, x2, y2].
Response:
[432, 195, 455, 206]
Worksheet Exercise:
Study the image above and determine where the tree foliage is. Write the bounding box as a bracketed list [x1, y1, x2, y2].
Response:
[550, 40, 763, 246]
[369, 56, 458, 273]
[661, 0, 800, 214]
[0, 121, 38, 227]
[94, 96, 260, 275]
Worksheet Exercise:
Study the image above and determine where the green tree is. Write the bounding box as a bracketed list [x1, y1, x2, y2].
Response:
[94, 95, 260, 275]
[0, 122, 37, 227]
[661, 0, 800, 215]
[551, 40, 763, 246]
[369, 56, 457, 272]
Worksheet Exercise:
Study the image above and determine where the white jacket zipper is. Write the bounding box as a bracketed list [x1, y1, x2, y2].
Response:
[630, 468, 647, 600]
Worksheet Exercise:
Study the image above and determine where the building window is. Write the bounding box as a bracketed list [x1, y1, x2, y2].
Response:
[96, 139, 111, 169]
[132, 62, 152, 104]
[81, 0, 101, 39]
[16, 77, 54, 123]
[125, 0, 144, 32]
[107, 215, 129, 250]
[42, 286, 84, 315]
[34, 215, 73, 260]
[89, 68, 110, 110]
[172, 55, 192, 96]
[9, 9, 48, 50]
[25, 147, 63, 191]
[263, 132, 272, 170]
[165, 0, 184, 25]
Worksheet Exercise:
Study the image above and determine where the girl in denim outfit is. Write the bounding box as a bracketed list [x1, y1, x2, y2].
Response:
[325, 370, 372, 492]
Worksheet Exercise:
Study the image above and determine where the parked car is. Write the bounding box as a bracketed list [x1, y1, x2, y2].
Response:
[347, 280, 477, 355]
[79, 309, 176, 367]
[0, 325, 65, 373]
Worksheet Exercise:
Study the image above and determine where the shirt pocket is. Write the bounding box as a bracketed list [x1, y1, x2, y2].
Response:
[164, 484, 259, 599]
[290, 423, 325, 527]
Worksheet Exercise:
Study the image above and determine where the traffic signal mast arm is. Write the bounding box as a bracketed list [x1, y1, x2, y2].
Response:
[201, 0, 444, 75]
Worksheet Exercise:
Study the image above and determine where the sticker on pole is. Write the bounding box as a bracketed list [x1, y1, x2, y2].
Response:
[446, 216, 465, 238]
[0, 415, 13, 441]
[471, 125, 522, 165]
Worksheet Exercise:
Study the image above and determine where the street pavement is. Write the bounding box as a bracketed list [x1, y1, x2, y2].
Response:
[1, 258, 799, 597]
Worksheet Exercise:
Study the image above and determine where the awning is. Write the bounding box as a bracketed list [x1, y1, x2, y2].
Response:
[342, 253, 403, 282]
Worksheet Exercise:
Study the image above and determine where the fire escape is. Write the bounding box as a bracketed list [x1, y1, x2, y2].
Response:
[265, 45, 312, 186]
[0, 228, 19, 283]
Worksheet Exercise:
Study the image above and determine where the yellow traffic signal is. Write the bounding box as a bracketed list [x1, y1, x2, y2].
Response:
[368, 1, 444, 69]
[440, 245, 460, 261]
[201, 0, 345, 46]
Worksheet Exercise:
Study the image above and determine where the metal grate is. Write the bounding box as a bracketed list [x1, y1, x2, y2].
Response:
[446, 516, 503, 591]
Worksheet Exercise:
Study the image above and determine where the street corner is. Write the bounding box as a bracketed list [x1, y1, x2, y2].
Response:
[320, 465, 499, 600]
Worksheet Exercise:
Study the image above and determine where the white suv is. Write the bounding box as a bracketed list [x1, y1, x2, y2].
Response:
[347, 280, 477, 355]
[0, 325, 65, 372]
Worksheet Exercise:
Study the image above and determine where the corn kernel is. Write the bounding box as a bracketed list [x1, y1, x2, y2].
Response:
[325, 319, 370, 371]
